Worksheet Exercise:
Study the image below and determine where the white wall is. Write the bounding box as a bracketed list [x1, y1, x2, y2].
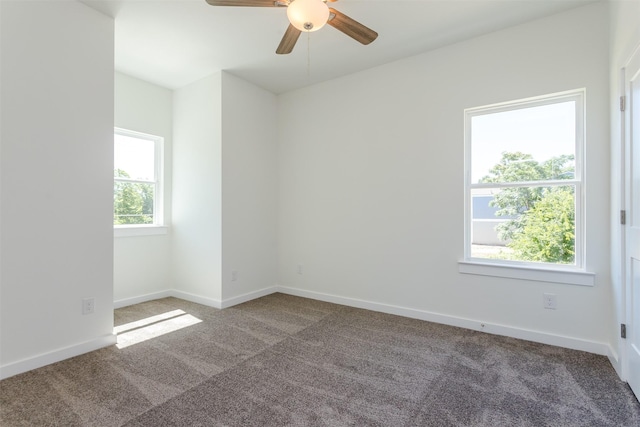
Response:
[609, 0, 640, 377]
[221, 73, 278, 303]
[0, 1, 115, 378]
[114, 72, 173, 304]
[172, 73, 224, 303]
[278, 3, 611, 353]
[115, 70, 278, 308]
[171, 72, 278, 307]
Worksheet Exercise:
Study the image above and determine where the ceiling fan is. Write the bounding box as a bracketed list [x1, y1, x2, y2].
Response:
[204, 0, 378, 54]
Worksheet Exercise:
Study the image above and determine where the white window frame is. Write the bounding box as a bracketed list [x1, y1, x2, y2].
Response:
[114, 127, 167, 237]
[459, 90, 595, 286]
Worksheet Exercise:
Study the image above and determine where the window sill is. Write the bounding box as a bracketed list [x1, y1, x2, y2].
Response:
[114, 226, 169, 238]
[458, 260, 595, 286]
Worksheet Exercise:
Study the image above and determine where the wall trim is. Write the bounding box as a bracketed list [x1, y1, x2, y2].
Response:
[170, 289, 222, 309]
[114, 286, 612, 358]
[8, 285, 614, 380]
[115, 289, 223, 309]
[0, 334, 117, 380]
[114, 287, 280, 310]
[607, 344, 624, 380]
[115, 286, 279, 310]
[275, 285, 611, 357]
[221, 286, 278, 309]
[114, 290, 174, 309]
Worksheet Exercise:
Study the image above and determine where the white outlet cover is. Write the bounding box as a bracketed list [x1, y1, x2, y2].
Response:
[543, 293, 557, 310]
[82, 298, 95, 315]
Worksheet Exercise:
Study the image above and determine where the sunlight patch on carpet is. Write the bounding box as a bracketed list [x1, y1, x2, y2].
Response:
[115, 310, 202, 349]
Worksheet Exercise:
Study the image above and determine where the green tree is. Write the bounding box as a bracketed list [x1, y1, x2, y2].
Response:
[114, 169, 154, 225]
[509, 187, 575, 263]
[139, 182, 154, 221]
[480, 152, 545, 241]
[480, 152, 575, 263]
[541, 154, 575, 180]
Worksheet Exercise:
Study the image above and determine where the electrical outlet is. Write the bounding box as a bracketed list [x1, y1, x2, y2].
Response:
[543, 293, 557, 310]
[231, 270, 238, 282]
[297, 264, 303, 275]
[82, 297, 95, 315]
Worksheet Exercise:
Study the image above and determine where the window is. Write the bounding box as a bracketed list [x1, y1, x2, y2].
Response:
[114, 128, 164, 232]
[462, 90, 592, 284]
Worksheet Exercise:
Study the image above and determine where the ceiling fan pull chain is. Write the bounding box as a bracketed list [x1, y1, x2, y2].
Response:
[307, 31, 311, 79]
[206, 1, 378, 56]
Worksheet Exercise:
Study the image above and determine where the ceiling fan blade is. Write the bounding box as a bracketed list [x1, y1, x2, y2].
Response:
[327, 8, 377, 45]
[276, 24, 301, 54]
[205, 0, 283, 7]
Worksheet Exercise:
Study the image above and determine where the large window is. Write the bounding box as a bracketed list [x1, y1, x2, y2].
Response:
[114, 128, 163, 227]
[464, 90, 585, 270]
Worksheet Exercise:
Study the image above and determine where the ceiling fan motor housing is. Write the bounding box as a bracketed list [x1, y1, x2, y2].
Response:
[287, 0, 330, 32]
[205, 0, 378, 55]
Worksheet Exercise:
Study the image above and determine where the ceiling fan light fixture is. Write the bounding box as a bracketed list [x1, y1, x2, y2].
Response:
[286, 0, 329, 32]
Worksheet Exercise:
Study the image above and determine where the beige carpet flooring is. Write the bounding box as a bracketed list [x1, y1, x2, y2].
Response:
[1, 293, 639, 426]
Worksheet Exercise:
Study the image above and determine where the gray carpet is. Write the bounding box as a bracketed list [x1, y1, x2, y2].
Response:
[1, 293, 639, 426]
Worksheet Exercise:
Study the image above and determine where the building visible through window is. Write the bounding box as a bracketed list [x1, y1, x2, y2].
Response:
[114, 128, 163, 226]
[464, 90, 584, 267]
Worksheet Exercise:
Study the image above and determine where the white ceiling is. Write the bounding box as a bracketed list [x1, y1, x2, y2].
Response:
[81, 0, 597, 94]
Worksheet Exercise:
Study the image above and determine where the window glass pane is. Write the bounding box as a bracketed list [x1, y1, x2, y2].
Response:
[114, 134, 155, 181]
[471, 185, 575, 265]
[114, 181, 154, 225]
[471, 101, 576, 184]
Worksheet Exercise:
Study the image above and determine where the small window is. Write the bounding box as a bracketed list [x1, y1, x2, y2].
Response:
[114, 128, 163, 227]
[464, 90, 584, 269]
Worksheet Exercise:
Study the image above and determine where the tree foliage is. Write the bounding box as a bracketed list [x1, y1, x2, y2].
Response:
[114, 169, 154, 225]
[508, 187, 575, 263]
[480, 152, 575, 264]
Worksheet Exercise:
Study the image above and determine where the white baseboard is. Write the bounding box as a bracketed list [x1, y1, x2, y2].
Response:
[170, 290, 222, 309]
[114, 289, 222, 309]
[275, 285, 610, 357]
[221, 286, 278, 308]
[114, 287, 280, 311]
[0, 334, 117, 380]
[3, 286, 615, 381]
[114, 290, 174, 309]
[1, 289, 222, 380]
[114, 285, 612, 357]
[607, 345, 624, 380]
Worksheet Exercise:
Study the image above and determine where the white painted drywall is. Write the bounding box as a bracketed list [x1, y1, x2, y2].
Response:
[172, 73, 223, 303]
[221, 73, 278, 302]
[114, 72, 173, 303]
[0, 1, 115, 377]
[277, 3, 611, 347]
[171, 72, 278, 306]
[609, 0, 640, 377]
